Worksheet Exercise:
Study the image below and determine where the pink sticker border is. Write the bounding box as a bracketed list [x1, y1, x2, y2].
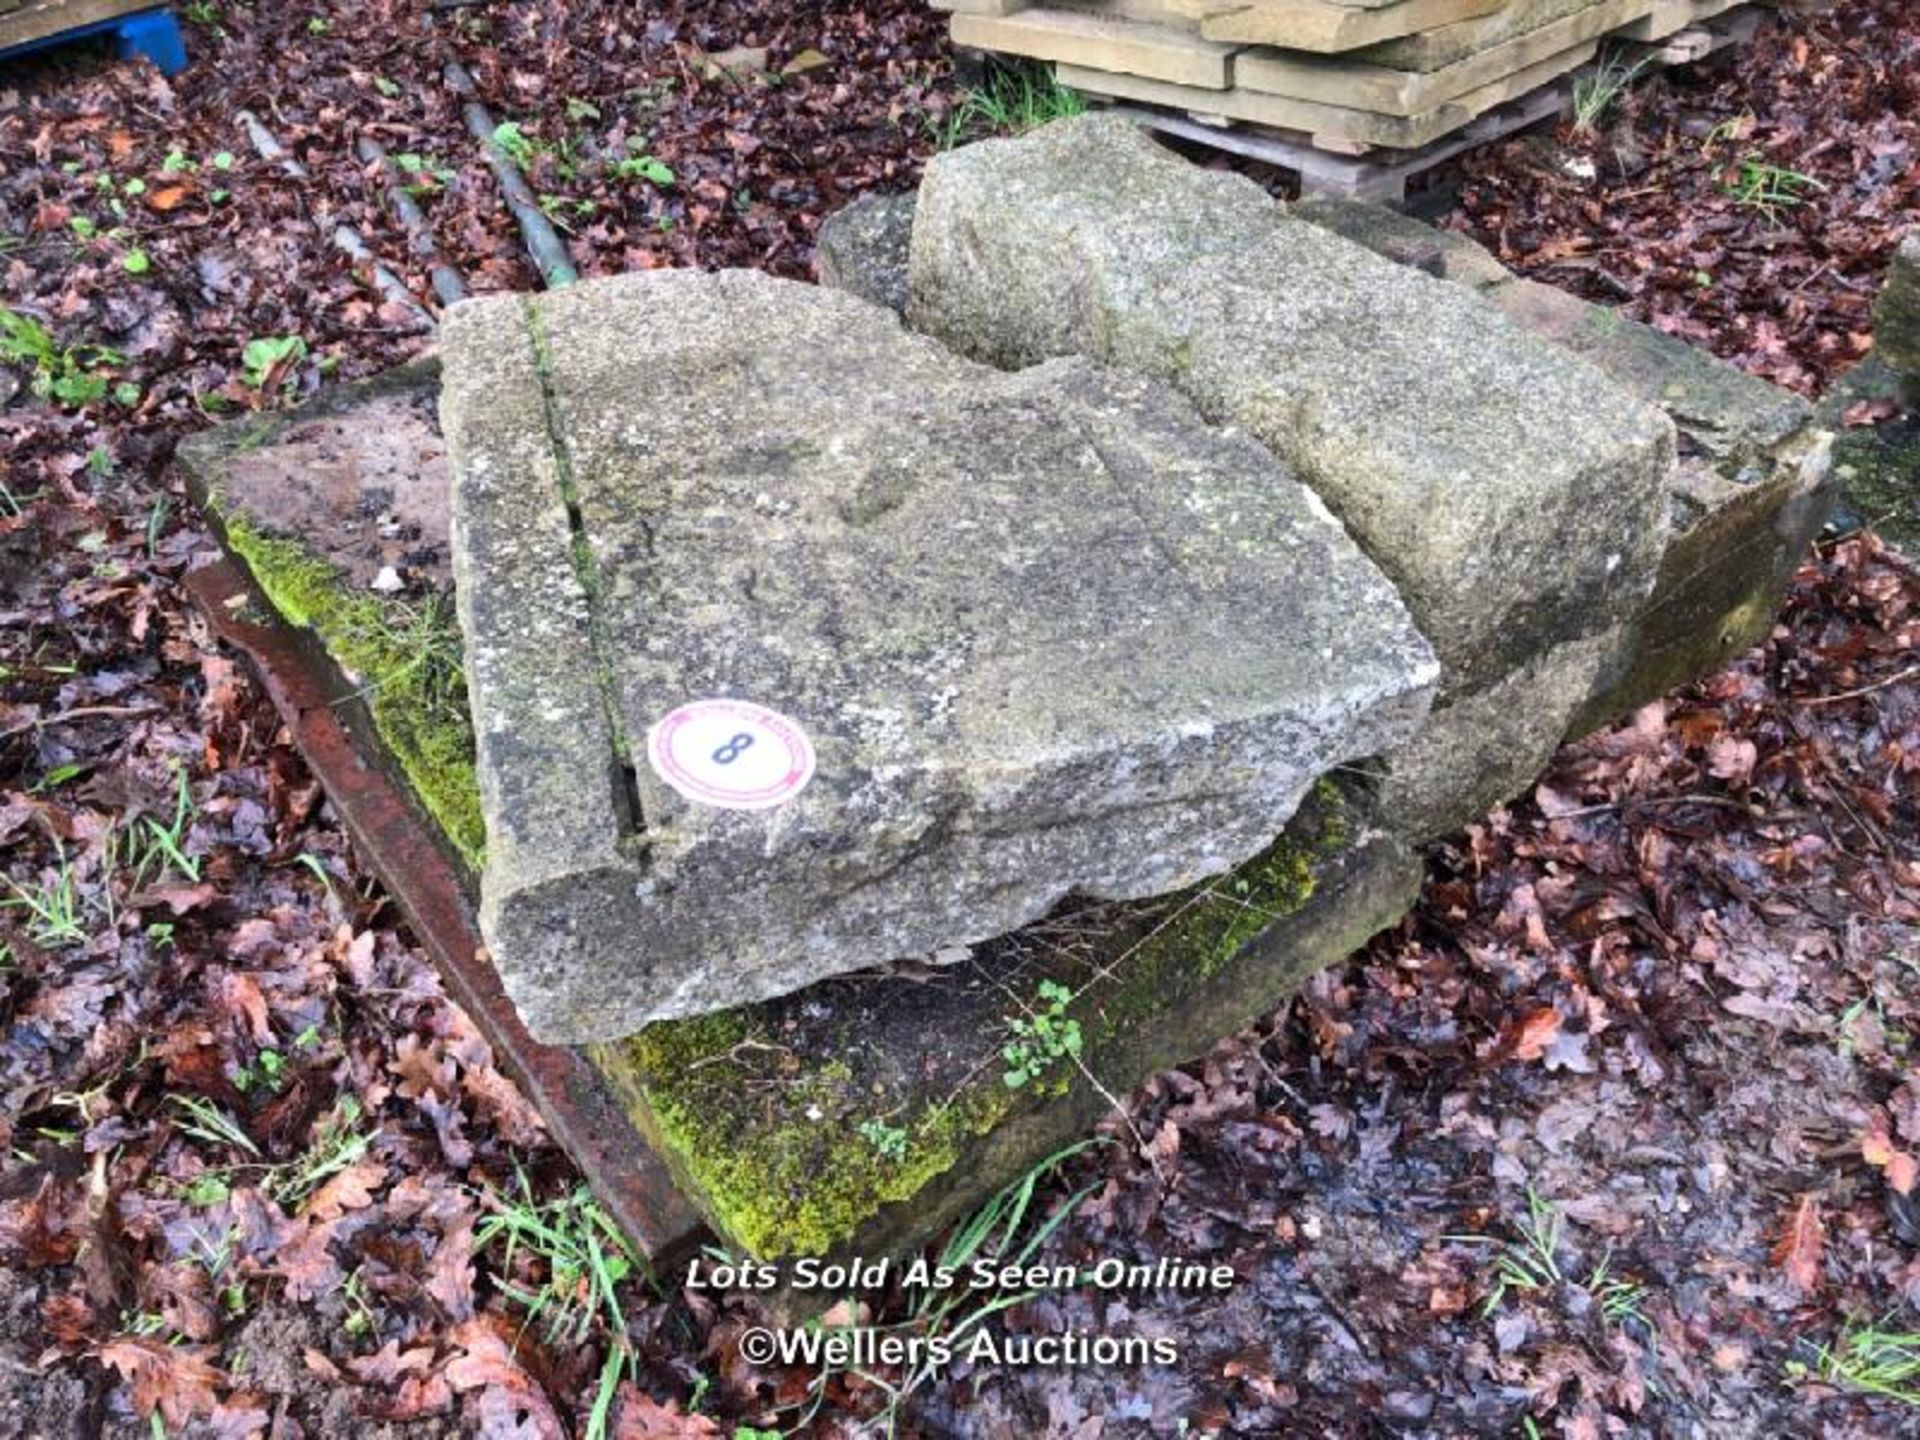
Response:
[644, 698, 817, 811]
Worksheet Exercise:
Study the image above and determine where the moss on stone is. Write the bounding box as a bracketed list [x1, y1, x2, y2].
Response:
[1090, 783, 1344, 1041]
[1833, 421, 1920, 554]
[219, 512, 487, 870]
[595, 1010, 1017, 1259]
[594, 784, 1357, 1259]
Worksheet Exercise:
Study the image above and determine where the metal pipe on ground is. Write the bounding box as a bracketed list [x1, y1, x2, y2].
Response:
[441, 54, 579, 289]
[355, 135, 470, 309]
[236, 110, 437, 331]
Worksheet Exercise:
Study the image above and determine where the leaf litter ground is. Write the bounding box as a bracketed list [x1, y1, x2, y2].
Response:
[0, 2, 1917, 1436]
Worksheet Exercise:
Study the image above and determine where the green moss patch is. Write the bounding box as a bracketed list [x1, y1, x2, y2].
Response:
[221, 514, 486, 870]
[590, 783, 1360, 1259]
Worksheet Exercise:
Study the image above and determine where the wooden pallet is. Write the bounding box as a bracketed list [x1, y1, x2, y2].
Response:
[1104, 81, 1568, 200]
[1063, 37, 1597, 149]
[1028, 0, 1778, 201]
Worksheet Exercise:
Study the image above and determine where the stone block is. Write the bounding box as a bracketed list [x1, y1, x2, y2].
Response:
[442, 270, 1436, 1042]
[1235, 0, 1650, 116]
[1352, 0, 1628, 72]
[1292, 195, 1835, 736]
[186, 374, 1425, 1264]
[908, 116, 1674, 707]
[1167, 0, 1511, 52]
[176, 362, 487, 867]
[951, 8, 1240, 89]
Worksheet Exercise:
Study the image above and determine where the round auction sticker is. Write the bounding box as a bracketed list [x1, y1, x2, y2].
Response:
[645, 699, 816, 811]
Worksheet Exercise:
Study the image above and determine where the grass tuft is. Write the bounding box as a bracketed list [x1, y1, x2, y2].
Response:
[1808, 1319, 1920, 1406]
[938, 64, 1087, 150]
[1724, 156, 1824, 221]
[1570, 51, 1648, 136]
[476, 1171, 645, 1440]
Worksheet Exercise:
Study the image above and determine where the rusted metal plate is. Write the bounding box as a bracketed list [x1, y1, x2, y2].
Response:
[185, 557, 705, 1264]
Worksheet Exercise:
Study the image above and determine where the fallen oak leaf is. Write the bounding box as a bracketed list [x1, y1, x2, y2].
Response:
[1862, 1122, 1919, 1196]
[1771, 1194, 1823, 1292]
[304, 1157, 386, 1222]
[612, 1384, 722, 1438]
[1513, 1008, 1563, 1063]
[426, 1215, 477, 1321]
[461, 1062, 546, 1148]
[446, 1317, 566, 1440]
[138, 881, 219, 915]
[303, 1348, 342, 1381]
[96, 1335, 226, 1429]
[347, 1339, 437, 1386]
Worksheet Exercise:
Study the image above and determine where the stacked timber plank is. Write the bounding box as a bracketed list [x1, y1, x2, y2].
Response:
[934, 0, 1762, 164]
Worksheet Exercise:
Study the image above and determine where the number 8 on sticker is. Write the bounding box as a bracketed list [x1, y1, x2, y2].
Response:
[646, 700, 815, 811]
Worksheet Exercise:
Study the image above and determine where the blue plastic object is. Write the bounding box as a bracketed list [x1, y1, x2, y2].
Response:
[0, 7, 187, 77]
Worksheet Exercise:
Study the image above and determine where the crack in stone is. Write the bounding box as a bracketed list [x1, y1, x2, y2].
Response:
[523, 294, 648, 847]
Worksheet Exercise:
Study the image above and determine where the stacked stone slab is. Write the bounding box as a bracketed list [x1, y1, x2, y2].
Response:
[933, 0, 1747, 154]
[902, 114, 1686, 838]
[1287, 195, 1833, 730]
[442, 270, 1436, 1043]
[181, 361, 1432, 1265]
[185, 117, 1834, 1267]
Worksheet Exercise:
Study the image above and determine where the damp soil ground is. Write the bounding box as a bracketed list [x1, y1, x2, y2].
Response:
[1, 2, 1918, 1437]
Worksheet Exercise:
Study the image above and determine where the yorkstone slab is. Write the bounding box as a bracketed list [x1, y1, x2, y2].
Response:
[442, 270, 1435, 1043]
[178, 361, 486, 866]
[909, 116, 1675, 702]
[183, 372, 1429, 1267]
[1166, 0, 1510, 51]
[1352, 0, 1627, 71]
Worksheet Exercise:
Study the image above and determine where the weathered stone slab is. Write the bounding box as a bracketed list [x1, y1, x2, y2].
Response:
[1291, 195, 1835, 734]
[908, 116, 1674, 705]
[1875, 233, 1920, 383]
[177, 362, 486, 868]
[1167, 0, 1512, 52]
[1353, 0, 1624, 72]
[442, 270, 1435, 1043]
[1236, 0, 1648, 116]
[184, 371, 1428, 1267]
[594, 777, 1419, 1260]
